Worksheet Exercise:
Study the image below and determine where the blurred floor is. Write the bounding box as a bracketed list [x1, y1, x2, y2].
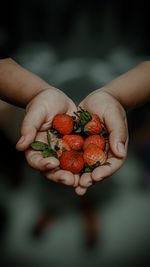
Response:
[0, 146, 150, 267]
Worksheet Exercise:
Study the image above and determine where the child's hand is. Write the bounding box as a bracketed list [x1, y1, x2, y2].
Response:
[75, 90, 129, 195]
[16, 88, 79, 187]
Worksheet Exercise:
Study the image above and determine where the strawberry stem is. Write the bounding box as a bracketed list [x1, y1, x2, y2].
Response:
[46, 130, 52, 149]
[100, 128, 109, 140]
[75, 107, 92, 126]
[73, 112, 80, 119]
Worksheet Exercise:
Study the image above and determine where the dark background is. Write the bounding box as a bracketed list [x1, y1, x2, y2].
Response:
[0, 1, 150, 267]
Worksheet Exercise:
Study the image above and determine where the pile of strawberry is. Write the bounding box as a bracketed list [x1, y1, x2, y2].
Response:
[31, 107, 109, 174]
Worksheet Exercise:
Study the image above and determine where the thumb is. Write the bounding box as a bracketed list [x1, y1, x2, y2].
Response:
[16, 106, 45, 151]
[109, 131, 128, 158]
[106, 108, 128, 158]
[66, 98, 77, 116]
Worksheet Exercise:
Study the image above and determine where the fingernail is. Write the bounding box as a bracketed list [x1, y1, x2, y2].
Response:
[17, 136, 25, 145]
[86, 181, 92, 187]
[46, 159, 58, 168]
[93, 175, 103, 182]
[117, 142, 125, 154]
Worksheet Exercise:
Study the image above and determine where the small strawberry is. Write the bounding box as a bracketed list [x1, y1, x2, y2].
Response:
[52, 114, 74, 135]
[83, 135, 105, 151]
[62, 135, 84, 150]
[53, 138, 71, 157]
[83, 144, 106, 166]
[60, 151, 84, 174]
[84, 114, 103, 135]
[73, 106, 92, 133]
[74, 107, 103, 135]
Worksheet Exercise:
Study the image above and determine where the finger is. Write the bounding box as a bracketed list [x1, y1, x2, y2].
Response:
[25, 148, 60, 171]
[16, 98, 77, 151]
[66, 99, 77, 116]
[101, 105, 128, 158]
[43, 169, 75, 186]
[79, 173, 93, 188]
[91, 156, 125, 182]
[104, 141, 109, 154]
[73, 174, 80, 187]
[78, 100, 85, 110]
[16, 106, 46, 151]
[75, 186, 87, 196]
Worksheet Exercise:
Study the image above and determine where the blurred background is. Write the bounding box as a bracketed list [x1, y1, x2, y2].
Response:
[0, 1, 150, 267]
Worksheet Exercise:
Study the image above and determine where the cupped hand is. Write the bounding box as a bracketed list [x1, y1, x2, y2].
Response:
[16, 88, 79, 187]
[75, 90, 129, 195]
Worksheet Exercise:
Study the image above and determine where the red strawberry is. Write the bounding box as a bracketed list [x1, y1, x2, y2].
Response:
[83, 144, 106, 166]
[90, 114, 99, 121]
[84, 114, 103, 135]
[63, 135, 84, 150]
[60, 151, 84, 174]
[53, 138, 71, 157]
[83, 135, 105, 151]
[52, 114, 74, 135]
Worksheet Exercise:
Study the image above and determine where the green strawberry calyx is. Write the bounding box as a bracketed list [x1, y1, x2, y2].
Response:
[81, 161, 111, 173]
[30, 130, 58, 159]
[73, 106, 92, 133]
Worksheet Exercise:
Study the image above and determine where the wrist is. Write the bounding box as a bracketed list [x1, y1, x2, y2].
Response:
[0, 58, 53, 108]
[100, 86, 127, 110]
[101, 61, 150, 110]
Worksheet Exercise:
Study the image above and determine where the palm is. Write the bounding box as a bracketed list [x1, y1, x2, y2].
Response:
[25, 127, 81, 187]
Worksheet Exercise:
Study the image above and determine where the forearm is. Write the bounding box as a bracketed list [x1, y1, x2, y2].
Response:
[101, 61, 150, 110]
[0, 58, 51, 108]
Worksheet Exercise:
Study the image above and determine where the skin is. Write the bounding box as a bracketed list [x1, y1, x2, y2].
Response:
[18, 89, 79, 187]
[0, 59, 150, 195]
[76, 61, 150, 195]
[0, 58, 50, 107]
[75, 91, 128, 195]
[103, 61, 150, 109]
[0, 58, 78, 187]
